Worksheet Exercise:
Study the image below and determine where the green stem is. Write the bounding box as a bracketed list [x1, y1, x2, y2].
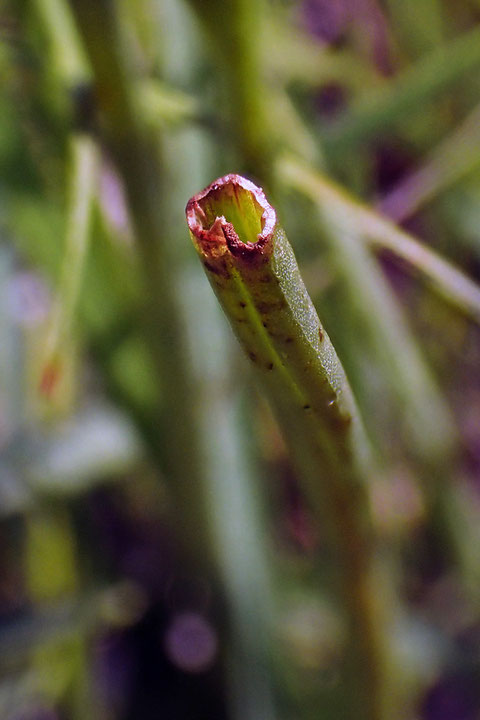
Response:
[41, 134, 98, 396]
[67, 0, 213, 568]
[277, 155, 479, 596]
[181, 268, 277, 720]
[187, 174, 394, 720]
[67, 6, 280, 718]
[33, 0, 88, 85]
[277, 155, 455, 461]
[324, 24, 480, 153]
[384, 0, 444, 57]
[366, 215, 480, 326]
[278, 155, 480, 326]
[186, 0, 272, 180]
[379, 102, 480, 223]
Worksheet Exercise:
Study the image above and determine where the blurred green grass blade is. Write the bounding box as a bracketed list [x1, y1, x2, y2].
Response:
[35, 0, 202, 128]
[362, 206, 480, 327]
[278, 155, 480, 325]
[40, 135, 97, 398]
[186, 0, 272, 179]
[269, 90, 323, 165]
[324, 24, 480, 153]
[33, 0, 88, 85]
[385, 0, 444, 56]
[68, 0, 213, 562]
[277, 157, 480, 592]
[277, 156, 455, 462]
[263, 14, 379, 91]
[380, 103, 480, 222]
[140, 79, 200, 128]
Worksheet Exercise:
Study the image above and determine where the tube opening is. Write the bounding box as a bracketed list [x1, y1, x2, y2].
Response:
[186, 174, 276, 247]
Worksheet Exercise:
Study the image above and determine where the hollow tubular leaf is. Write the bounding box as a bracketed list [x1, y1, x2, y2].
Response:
[187, 175, 369, 482]
[186, 174, 395, 720]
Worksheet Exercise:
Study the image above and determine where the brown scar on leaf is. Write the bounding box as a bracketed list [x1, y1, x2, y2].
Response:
[203, 259, 230, 278]
[329, 413, 353, 433]
[255, 299, 287, 314]
[39, 358, 62, 398]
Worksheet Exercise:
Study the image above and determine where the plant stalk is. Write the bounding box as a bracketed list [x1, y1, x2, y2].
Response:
[277, 155, 480, 597]
[185, 0, 272, 181]
[67, 5, 280, 718]
[186, 174, 396, 720]
[323, 24, 480, 153]
[41, 134, 98, 399]
[67, 0, 215, 570]
[278, 155, 480, 326]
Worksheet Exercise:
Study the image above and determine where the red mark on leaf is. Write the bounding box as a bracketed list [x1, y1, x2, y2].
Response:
[39, 358, 62, 398]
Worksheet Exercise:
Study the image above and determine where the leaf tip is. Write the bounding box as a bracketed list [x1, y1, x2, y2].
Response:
[186, 174, 276, 264]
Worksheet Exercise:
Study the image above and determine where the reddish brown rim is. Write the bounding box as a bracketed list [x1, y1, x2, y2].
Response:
[185, 174, 276, 261]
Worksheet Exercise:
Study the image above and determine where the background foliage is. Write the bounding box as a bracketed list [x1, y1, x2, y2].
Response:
[1, 0, 480, 718]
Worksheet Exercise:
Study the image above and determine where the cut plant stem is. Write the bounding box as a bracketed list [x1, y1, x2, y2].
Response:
[186, 174, 396, 720]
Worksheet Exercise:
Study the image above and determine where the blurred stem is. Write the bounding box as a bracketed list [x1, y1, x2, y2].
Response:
[140, 79, 201, 128]
[324, 24, 480, 153]
[67, 0, 214, 567]
[25, 504, 98, 718]
[157, 1, 280, 710]
[384, 0, 444, 56]
[278, 156, 479, 590]
[66, 13, 280, 720]
[277, 155, 480, 325]
[41, 134, 98, 398]
[379, 102, 480, 223]
[187, 175, 396, 720]
[263, 15, 379, 91]
[278, 155, 455, 461]
[186, 0, 273, 182]
[35, 0, 205, 130]
[33, 0, 88, 84]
